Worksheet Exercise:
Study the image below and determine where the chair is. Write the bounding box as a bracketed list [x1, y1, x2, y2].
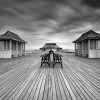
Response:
[40, 53, 50, 67]
[53, 53, 63, 68]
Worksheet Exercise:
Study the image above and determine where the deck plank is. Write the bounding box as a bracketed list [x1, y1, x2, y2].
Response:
[22, 69, 41, 100]
[56, 69, 67, 100]
[53, 69, 62, 100]
[57, 69, 72, 100]
[69, 61, 100, 99]
[0, 60, 40, 97]
[48, 68, 53, 100]
[52, 69, 57, 100]
[38, 69, 47, 100]
[33, 69, 46, 100]
[42, 68, 49, 100]
[27, 69, 44, 100]
[0, 52, 100, 100]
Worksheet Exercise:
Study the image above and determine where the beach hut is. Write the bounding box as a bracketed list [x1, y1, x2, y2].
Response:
[0, 31, 27, 58]
[40, 43, 62, 51]
[73, 30, 100, 58]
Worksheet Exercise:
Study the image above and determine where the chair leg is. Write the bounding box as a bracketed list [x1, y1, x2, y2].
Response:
[61, 62, 63, 68]
[49, 63, 50, 68]
[41, 62, 42, 67]
[47, 62, 50, 68]
[53, 62, 55, 68]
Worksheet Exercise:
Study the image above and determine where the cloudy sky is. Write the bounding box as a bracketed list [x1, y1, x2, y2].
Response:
[0, 0, 100, 50]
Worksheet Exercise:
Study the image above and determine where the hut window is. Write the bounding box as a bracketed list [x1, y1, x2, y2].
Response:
[90, 40, 96, 50]
[4, 41, 10, 50]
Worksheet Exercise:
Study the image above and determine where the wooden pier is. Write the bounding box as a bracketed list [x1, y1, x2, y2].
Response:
[0, 52, 100, 100]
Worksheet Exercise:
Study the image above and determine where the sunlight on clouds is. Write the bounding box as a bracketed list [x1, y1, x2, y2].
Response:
[58, 42, 75, 49]
[49, 35, 70, 43]
[69, 23, 93, 33]
[0, 0, 100, 50]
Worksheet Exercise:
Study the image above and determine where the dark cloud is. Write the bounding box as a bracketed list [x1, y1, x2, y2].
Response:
[0, 8, 17, 17]
[17, 27, 35, 32]
[82, 0, 100, 8]
[0, 0, 100, 49]
[43, 0, 68, 4]
[13, 0, 68, 4]
[14, 0, 32, 2]
[62, 14, 99, 27]
[28, 2, 57, 20]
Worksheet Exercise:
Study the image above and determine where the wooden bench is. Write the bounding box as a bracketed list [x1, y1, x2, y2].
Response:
[53, 53, 63, 68]
[40, 53, 50, 67]
[40, 53, 63, 68]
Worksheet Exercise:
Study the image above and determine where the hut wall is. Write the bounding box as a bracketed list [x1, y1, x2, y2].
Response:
[75, 43, 78, 56]
[10, 42, 25, 58]
[89, 50, 100, 58]
[82, 41, 88, 57]
[0, 41, 26, 59]
[12, 50, 18, 57]
[0, 41, 12, 58]
[21, 43, 23, 56]
[89, 40, 100, 58]
[17, 42, 22, 56]
[12, 41, 18, 57]
[75, 49, 78, 56]
[76, 43, 82, 56]
[22, 43, 26, 56]
[79, 43, 82, 56]
[75, 41, 88, 57]
[0, 51, 12, 58]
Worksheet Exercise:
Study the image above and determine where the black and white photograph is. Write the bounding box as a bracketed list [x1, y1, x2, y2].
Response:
[0, 0, 100, 100]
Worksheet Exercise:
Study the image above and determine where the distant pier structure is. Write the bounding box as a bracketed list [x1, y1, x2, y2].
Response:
[73, 30, 100, 58]
[0, 31, 27, 58]
[40, 43, 62, 51]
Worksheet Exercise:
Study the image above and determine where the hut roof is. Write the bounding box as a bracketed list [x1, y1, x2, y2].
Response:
[73, 30, 100, 43]
[40, 43, 62, 49]
[0, 31, 26, 43]
[45, 43, 56, 45]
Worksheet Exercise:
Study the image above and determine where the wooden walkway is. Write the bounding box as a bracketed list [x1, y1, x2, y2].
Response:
[0, 52, 100, 100]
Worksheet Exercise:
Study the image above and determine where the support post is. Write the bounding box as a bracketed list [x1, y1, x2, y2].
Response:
[21, 43, 23, 56]
[16, 42, 18, 55]
[88, 40, 90, 58]
[10, 40, 12, 58]
[23, 43, 25, 56]
[77, 43, 79, 56]
[15, 42, 18, 57]
[82, 41, 84, 57]
[75, 43, 76, 56]
[22, 43, 23, 56]
[10, 40, 12, 51]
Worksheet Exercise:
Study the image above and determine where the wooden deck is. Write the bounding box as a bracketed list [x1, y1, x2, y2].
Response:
[0, 52, 100, 100]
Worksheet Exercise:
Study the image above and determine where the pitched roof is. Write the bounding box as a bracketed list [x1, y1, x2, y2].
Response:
[40, 43, 62, 49]
[45, 43, 56, 45]
[73, 30, 100, 43]
[0, 31, 27, 43]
